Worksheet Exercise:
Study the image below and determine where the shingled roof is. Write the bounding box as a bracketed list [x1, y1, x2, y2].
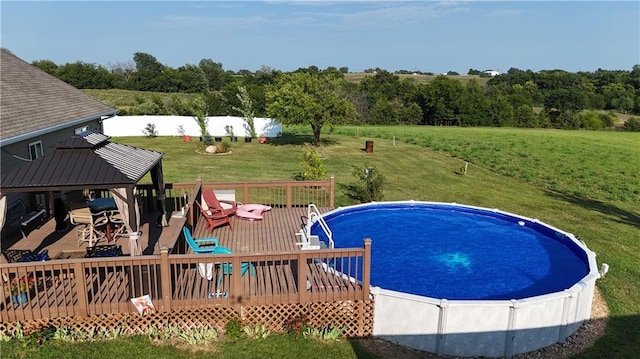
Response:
[1, 132, 163, 192]
[0, 49, 116, 144]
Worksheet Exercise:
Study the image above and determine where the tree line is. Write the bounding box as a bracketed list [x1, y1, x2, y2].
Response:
[33, 52, 640, 139]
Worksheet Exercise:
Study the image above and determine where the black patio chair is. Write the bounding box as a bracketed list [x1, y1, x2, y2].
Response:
[85, 244, 123, 258]
[2, 249, 49, 263]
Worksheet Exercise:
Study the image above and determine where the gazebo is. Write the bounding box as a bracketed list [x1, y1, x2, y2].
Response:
[0, 132, 167, 255]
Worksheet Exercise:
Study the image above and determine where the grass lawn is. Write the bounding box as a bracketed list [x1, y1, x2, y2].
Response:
[4, 126, 638, 358]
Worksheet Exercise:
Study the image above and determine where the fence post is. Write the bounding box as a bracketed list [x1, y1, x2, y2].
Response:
[362, 238, 371, 300]
[160, 247, 172, 312]
[329, 175, 335, 208]
[73, 261, 89, 317]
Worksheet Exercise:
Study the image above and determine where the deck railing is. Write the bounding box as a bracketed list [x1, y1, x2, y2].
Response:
[134, 176, 335, 214]
[0, 177, 371, 323]
[0, 244, 371, 322]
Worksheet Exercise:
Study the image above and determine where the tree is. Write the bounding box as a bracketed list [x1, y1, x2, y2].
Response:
[459, 80, 489, 126]
[543, 89, 587, 128]
[191, 95, 210, 143]
[130, 52, 165, 91]
[421, 76, 463, 125]
[199, 58, 231, 91]
[55, 61, 114, 89]
[173, 64, 207, 93]
[233, 86, 256, 138]
[32, 59, 58, 75]
[266, 72, 357, 145]
[108, 60, 136, 87]
[602, 83, 635, 113]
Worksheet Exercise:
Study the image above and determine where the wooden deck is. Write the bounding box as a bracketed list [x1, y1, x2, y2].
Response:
[1, 206, 326, 262]
[1, 205, 371, 323]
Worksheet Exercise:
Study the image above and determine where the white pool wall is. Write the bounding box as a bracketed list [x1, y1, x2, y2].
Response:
[321, 201, 600, 358]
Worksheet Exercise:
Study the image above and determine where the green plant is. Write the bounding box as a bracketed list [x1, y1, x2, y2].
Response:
[142, 123, 158, 138]
[623, 117, 640, 131]
[225, 318, 243, 339]
[202, 132, 214, 146]
[25, 325, 55, 346]
[178, 326, 218, 345]
[0, 332, 11, 342]
[284, 314, 310, 336]
[302, 325, 343, 341]
[242, 324, 270, 339]
[216, 139, 231, 153]
[346, 163, 385, 203]
[146, 324, 179, 341]
[296, 145, 327, 181]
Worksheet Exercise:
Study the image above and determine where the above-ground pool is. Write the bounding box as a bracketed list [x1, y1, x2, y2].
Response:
[311, 202, 601, 358]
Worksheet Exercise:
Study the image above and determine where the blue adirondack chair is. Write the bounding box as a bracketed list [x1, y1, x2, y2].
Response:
[211, 246, 255, 286]
[183, 227, 254, 286]
[183, 227, 220, 253]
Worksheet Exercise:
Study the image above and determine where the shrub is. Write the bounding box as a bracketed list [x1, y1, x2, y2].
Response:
[346, 163, 385, 203]
[202, 133, 214, 146]
[303, 325, 343, 341]
[296, 145, 327, 181]
[623, 117, 640, 132]
[142, 123, 158, 138]
[242, 324, 270, 339]
[284, 314, 310, 336]
[225, 318, 243, 339]
[216, 139, 231, 153]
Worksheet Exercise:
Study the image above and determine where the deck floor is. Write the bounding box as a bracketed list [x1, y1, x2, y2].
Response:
[1, 207, 327, 262]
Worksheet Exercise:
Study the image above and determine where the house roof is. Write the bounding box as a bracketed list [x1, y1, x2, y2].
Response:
[0, 132, 163, 192]
[0, 49, 117, 144]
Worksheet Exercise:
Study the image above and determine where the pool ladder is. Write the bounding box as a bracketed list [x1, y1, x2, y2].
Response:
[296, 204, 333, 250]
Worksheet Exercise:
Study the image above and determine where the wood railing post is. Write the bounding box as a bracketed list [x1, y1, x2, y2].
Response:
[160, 247, 172, 312]
[72, 261, 89, 317]
[362, 238, 372, 300]
[243, 183, 250, 204]
[329, 175, 335, 208]
[286, 182, 292, 209]
[189, 178, 202, 226]
[231, 255, 242, 303]
[297, 251, 308, 303]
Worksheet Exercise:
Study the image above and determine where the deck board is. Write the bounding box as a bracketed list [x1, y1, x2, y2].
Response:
[3, 207, 330, 261]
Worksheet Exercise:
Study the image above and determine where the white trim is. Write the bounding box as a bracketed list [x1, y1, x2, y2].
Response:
[28, 140, 44, 160]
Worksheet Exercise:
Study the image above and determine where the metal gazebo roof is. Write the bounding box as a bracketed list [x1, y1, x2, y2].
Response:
[1, 132, 164, 192]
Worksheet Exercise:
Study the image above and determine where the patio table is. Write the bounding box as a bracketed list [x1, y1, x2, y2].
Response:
[87, 198, 118, 242]
[88, 197, 117, 212]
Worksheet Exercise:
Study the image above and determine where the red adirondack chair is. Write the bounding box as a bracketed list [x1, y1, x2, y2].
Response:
[195, 199, 234, 232]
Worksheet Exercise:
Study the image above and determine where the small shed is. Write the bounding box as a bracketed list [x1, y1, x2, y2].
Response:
[0, 132, 167, 255]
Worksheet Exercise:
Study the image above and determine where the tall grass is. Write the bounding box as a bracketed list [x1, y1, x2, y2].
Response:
[113, 126, 638, 358]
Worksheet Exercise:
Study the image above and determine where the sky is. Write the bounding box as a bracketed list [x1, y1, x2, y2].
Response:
[1, 1, 639, 74]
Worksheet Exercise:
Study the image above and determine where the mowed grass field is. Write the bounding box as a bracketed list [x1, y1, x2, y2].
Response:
[344, 72, 492, 86]
[112, 126, 640, 358]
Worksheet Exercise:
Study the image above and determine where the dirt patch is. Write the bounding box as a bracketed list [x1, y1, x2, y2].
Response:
[354, 287, 608, 359]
